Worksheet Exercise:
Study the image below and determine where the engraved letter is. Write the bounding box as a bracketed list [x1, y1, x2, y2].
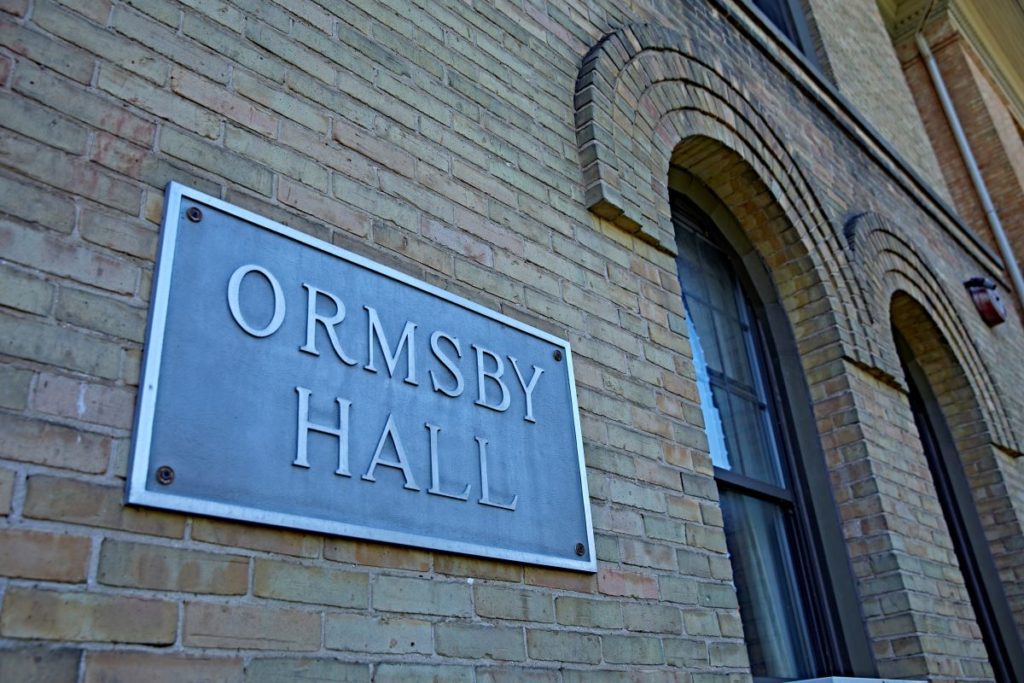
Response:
[227, 264, 285, 337]
[508, 356, 544, 423]
[473, 345, 510, 412]
[293, 386, 351, 476]
[429, 331, 464, 398]
[476, 436, 517, 511]
[426, 423, 470, 501]
[364, 306, 419, 386]
[300, 284, 356, 365]
[362, 414, 421, 490]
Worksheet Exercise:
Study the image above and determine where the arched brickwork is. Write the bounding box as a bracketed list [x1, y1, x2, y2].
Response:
[844, 211, 1019, 455]
[575, 23, 873, 377]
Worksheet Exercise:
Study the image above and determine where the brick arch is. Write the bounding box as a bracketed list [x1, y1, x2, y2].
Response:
[844, 211, 1018, 453]
[575, 22, 864, 367]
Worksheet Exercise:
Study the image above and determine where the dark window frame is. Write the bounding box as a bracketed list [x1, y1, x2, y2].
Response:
[670, 185, 877, 680]
[895, 330, 1024, 683]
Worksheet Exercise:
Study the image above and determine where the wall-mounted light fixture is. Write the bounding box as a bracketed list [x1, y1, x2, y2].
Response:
[964, 277, 1007, 327]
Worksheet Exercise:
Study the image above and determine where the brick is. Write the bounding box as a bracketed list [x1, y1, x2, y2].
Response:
[597, 567, 659, 599]
[24, 475, 185, 537]
[434, 553, 522, 582]
[112, 6, 231, 83]
[0, 527, 91, 581]
[0, 588, 176, 643]
[664, 637, 709, 666]
[555, 596, 624, 628]
[0, 648, 81, 683]
[373, 664, 474, 683]
[32, 0, 168, 83]
[98, 539, 249, 594]
[89, 130, 221, 198]
[279, 176, 370, 237]
[603, 634, 664, 664]
[244, 19, 334, 83]
[0, 219, 139, 295]
[526, 629, 601, 664]
[621, 537, 678, 570]
[331, 173, 418, 231]
[227, 125, 329, 190]
[80, 209, 159, 260]
[475, 668, 561, 683]
[159, 127, 272, 195]
[324, 538, 431, 571]
[0, 265, 53, 316]
[183, 602, 320, 651]
[523, 566, 597, 593]
[373, 575, 472, 617]
[0, 174, 75, 233]
[244, 658, 368, 683]
[191, 517, 321, 557]
[253, 559, 367, 608]
[98, 65, 219, 138]
[0, 20, 94, 83]
[435, 623, 526, 661]
[0, 467, 13, 515]
[56, 287, 147, 343]
[12, 62, 155, 147]
[170, 67, 276, 137]
[0, 412, 110, 473]
[475, 585, 554, 622]
[0, 132, 141, 215]
[0, 91, 89, 154]
[623, 602, 683, 634]
[33, 373, 134, 431]
[324, 613, 431, 655]
[84, 652, 244, 683]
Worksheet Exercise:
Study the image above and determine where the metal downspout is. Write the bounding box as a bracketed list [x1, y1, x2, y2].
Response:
[915, 32, 1024, 307]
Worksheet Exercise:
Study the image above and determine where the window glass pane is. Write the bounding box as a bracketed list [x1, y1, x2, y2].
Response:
[720, 490, 820, 679]
[686, 309, 730, 469]
[728, 393, 787, 487]
[716, 309, 754, 388]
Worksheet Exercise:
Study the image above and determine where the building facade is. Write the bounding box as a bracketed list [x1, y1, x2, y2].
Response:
[1, 0, 1023, 681]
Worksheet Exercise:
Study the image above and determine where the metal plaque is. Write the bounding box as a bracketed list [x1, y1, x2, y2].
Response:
[127, 183, 595, 571]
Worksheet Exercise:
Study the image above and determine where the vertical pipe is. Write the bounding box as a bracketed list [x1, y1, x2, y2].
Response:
[915, 32, 1024, 307]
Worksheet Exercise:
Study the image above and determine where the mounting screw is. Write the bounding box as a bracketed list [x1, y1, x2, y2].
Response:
[155, 465, 175, 485]
[553, 349, 563, 362]
[186, 206, 203, 222]
[575, 542, 585, 556]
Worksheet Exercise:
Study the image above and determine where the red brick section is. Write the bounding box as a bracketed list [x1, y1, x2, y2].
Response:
[0, 0, 1022, 680]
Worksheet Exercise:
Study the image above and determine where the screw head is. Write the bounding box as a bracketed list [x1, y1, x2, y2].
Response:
[575, 542, 585, 556]
[155, 465, 175, 485]
[553, 349, 563, 362]
[186, 206, 203, 222]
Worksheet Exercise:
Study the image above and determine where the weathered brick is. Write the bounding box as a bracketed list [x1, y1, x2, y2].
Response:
[191, 517, 321, 557]
[523, 566, 597, 594]
[33, 0, 167, 83]
[373, 664, 474, 683]
[0, 365, 33, 410]
[0, 467, 13, 515]
[0, 648, 81, 683]
[0, 219, 139, 295]
[0, 91, 89, 154]
[183, 602, 320, 651]
[56, 287, 147, 343]
[0, 588, 176, 644]
[434, 553, 522, 582]
[0, 20, 94, 83]
[0, 412, 110, 473]
[623, 602, 683, 634]
[83, 652, 244, 683]
[373, 575, 472, 617]
[170, 67, 276, 137]
[253, 559, 367, 608]
[159, 126, 272, 195]
[98, 539, 249, 594]
[324, 537, 431, 571]
[225, 125, 328, 191]
[0, 265, 54, 315]
[603, 634, 665, 664]
[555, 596, 624, 629]
[24, 475, 185, 537]
[435, 622, 526, 661]
[526, 629, 601, 664]
[324, 613, 432, 655]
[620, 537, 678, 570]
[475, 667, 561, 683]
[597, 567, 659, 599]
[244, 658, 369, 683]
[33, 372, 136, 430]
[280, 176, 370, 237]
[0, 528, 91, 581]
[475, 585, 555, 622]
[112, 7, 231, 84]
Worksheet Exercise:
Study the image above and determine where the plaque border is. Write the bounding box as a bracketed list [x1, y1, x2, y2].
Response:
[127, 182, 597, 572]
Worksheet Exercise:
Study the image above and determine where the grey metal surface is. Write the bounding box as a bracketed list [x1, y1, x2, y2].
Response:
[127, 183, 595, 572]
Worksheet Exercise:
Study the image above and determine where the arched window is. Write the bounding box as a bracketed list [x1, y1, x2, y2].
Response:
[671, 190, 871, 680]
